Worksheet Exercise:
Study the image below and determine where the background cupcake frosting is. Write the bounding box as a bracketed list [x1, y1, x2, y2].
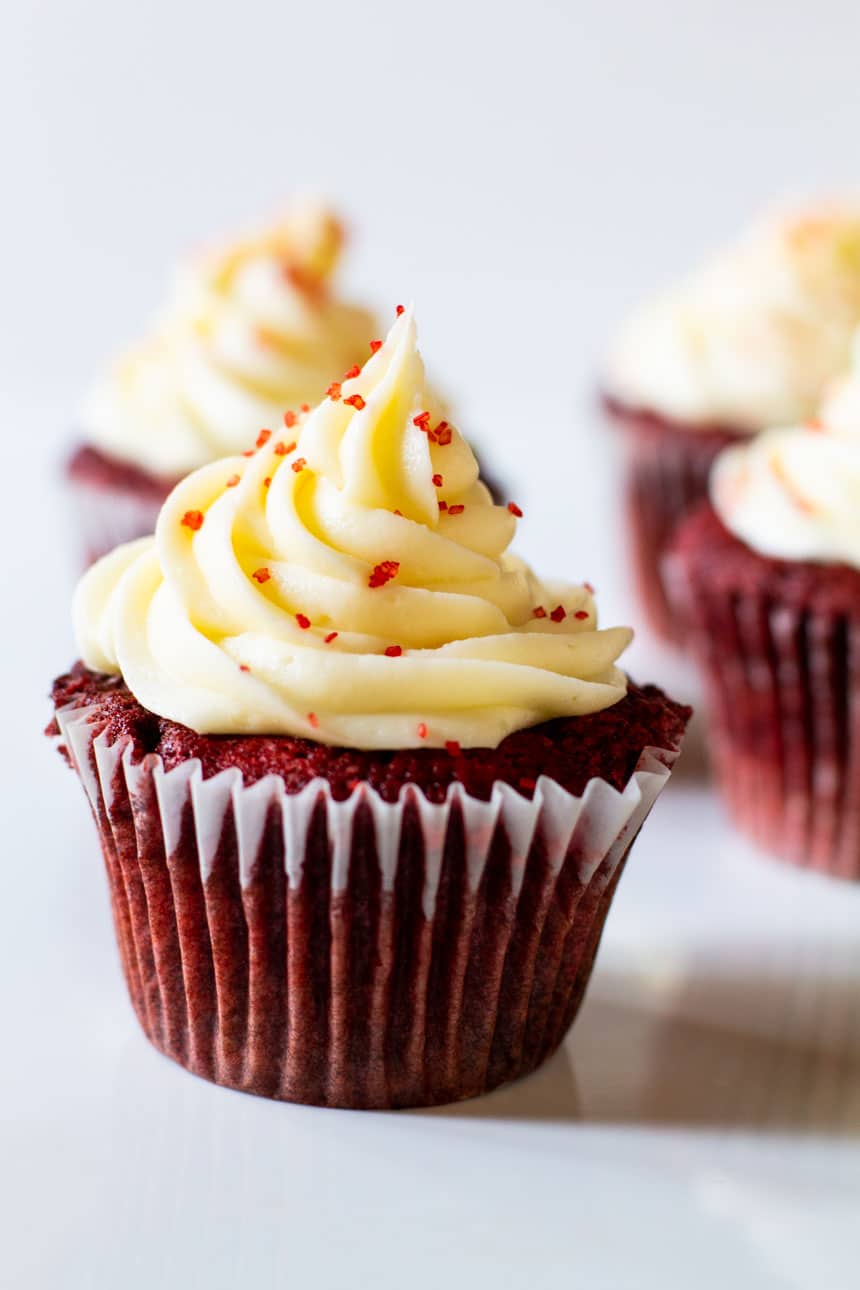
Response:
[80, 202, 376, 477]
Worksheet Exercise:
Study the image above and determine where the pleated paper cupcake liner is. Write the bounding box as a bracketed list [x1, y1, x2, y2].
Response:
[56, 702, 679, 1108]
[606, 400, 742, 641]
[667, 559, 860, 880]
[65, 473, 166, 568]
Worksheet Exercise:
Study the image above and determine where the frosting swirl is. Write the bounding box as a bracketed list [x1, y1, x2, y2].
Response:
[711, 328, 860, 567]
[75, 309, 631, 749]
[607, 202, 860, 431]
[82, 203, 376, 477]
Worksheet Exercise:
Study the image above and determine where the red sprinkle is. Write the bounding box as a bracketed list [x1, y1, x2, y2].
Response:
[225, 474, 240, 488]
[396, 304, 405, 316]
[327, 381, 342, 401]
[447, 504, 465, 516]
[239, 664, 250, 673]
[432, 473, 443, 487]
[384, 645, 403, 657]
[368, 560, 400, 589]
[445, 740, 461, 756]
[413, 410, 431, 430]
[324, 631, 339, 644]
[417, 722, 428, 739]
[284, 410, 298, 428]
[274, 440, 295, 455]
[393, 509, 403, 516]
[533, 606, 547, 618]
[291, 457, 307, 473]
[574, 610, 589, 620]
[507, 501, 523, 517]
[252, 567, 271, 584]
[342, 364, 361, 380]
[369, 339, 383, 353]
[295, 613, 311, 629]
[307, 712, 320, 730]
[344, 394, 366, 410]
[181, 510, 204, 532]
[300, 403, 310, 413]
[256, 429, 272, 448]
[550, 605, 567, 623]
[433, 421, 452, 446]
[263, 477, 271, 488]
[438, 500, 448, 511]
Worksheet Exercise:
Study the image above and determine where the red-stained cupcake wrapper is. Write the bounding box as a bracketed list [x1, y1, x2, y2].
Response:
[666, 559, 860, 880]
[55, 702, 679, 1108]
[66, 473, 167, 568]
[607, 401, 741, 641]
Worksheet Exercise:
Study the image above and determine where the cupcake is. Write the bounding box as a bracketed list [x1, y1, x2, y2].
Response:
[604, 202, 860, 640]
[667, 331, 860, 879]
[66, 201, 376, 563]
[49, 308, 690, 1108]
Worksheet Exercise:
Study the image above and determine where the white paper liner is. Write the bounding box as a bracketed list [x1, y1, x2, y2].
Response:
[55, 700, 680, 1107]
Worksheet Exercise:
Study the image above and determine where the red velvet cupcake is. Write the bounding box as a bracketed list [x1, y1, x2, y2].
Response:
[667, 373, 860, 879]
[50, 308, 689, 1108]
[604, 203, 860, 641]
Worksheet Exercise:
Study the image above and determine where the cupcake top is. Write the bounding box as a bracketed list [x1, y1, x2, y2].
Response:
[81, 202, 376, 478]
[606, 202, 860, 432]
[74, 308, 632, 751]
[711, 328, 860, 568]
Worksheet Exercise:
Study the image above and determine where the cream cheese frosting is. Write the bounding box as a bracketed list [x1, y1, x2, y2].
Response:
[607, 203, 860, 432]
[711, 327, 860, 567]
[81, 203, 376, 478]
[74, 309, 632, 749]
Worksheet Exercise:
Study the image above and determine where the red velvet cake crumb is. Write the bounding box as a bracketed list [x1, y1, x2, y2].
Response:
[49, 663, 690, 804]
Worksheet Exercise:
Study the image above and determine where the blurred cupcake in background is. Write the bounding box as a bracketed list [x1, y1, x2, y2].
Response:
[603, 201, 860, 640]
[49, 307, 689, 1108]
[66, 201, 376, 562]
[667, 328, 860, 880]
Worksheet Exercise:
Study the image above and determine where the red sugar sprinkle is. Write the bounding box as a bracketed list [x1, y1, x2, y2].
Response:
[181, 510, 204, 532]
[307, 712, 320, 729]
[393, 509, 403, 516]
[396, 304, 405, 316]
[274, 440, 292, 455]
[256, 429, 272, 448]
[438, 500, 448, 511]
[252, 567, 271, 584]
[413, 410, 431, 430]
[368, 560, 400, 589]
[327, 381, 342, 401]
[432, 473, 443, 487]
[291, 457, 307, 473]
[344, 394, 366, 410]
[239, 664, 250, 673]
[507, 501, 523, 517]
[284, 410, 298, 428]
[295, 612, 311, 629]
[324, 631, 339, 644]
[343, 364, 361, 380]
[263, 477, 271, 488]
[225, 474, 240, 488]
[447, 504, 465, 516]
[300, 403, 310, 413]
[242, 449, 255, 457]
[417, 722, 428, 739]
[433, 421, 452, 446]
[445, 740, 461, 756]
[369, 339, 383, 353]
[533, 606, 547, 618]
[550, 605, 567, 623]
[574, 610, 589, 620]
[384, 645, 403, 657]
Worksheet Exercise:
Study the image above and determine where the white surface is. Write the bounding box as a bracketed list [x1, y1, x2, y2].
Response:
[3, 3, 860, 1287]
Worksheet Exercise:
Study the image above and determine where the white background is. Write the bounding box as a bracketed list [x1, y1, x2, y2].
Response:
[3, 3, 860, 1287]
